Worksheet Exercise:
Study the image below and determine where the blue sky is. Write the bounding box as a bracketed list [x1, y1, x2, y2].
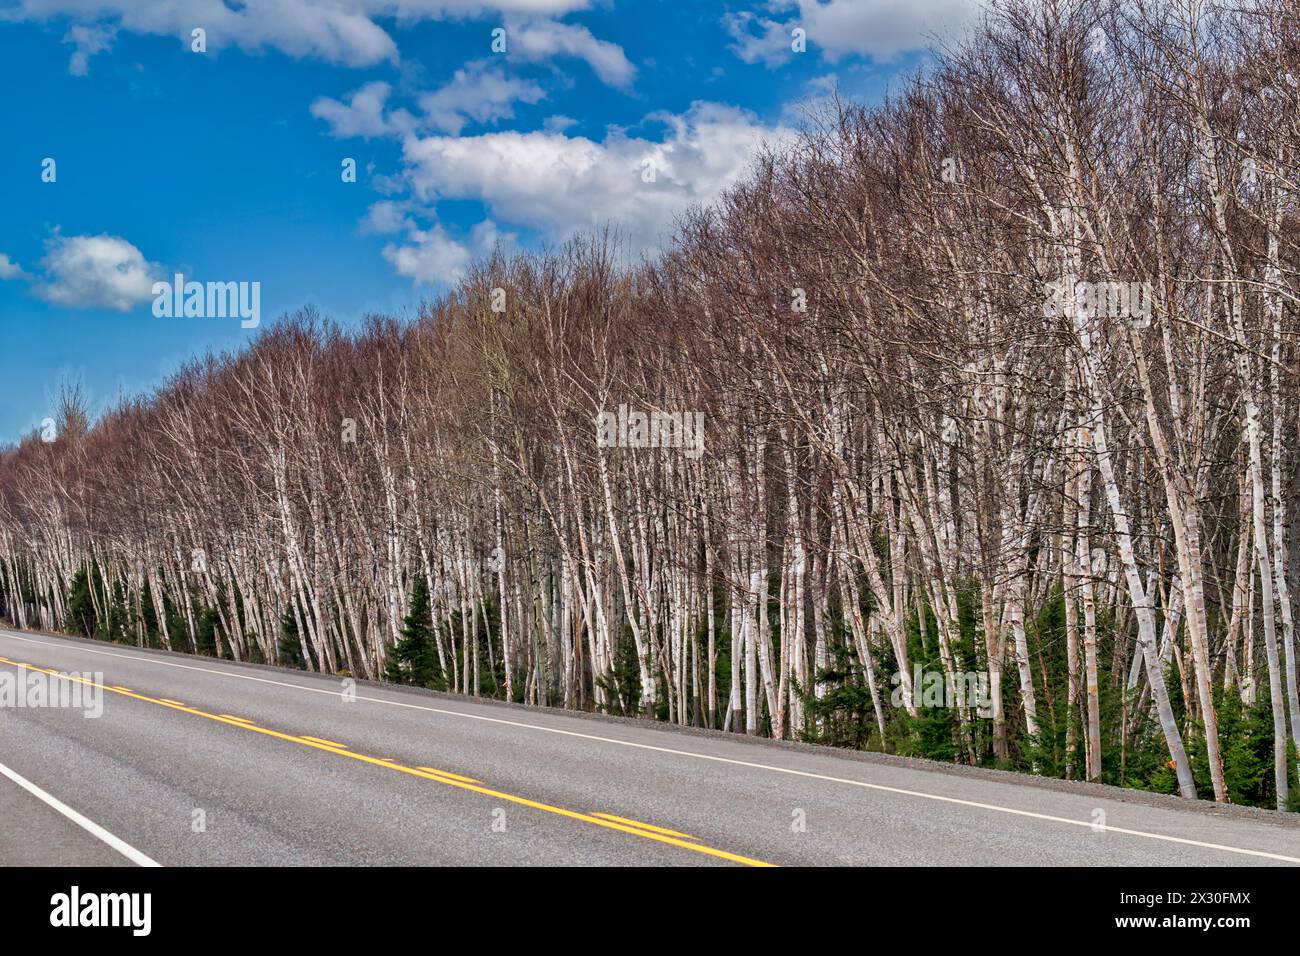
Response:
[0, 0, 977, 442]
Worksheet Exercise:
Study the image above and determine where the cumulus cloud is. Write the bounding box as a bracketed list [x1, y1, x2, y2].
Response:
[543, 114, 578, 133]
[396, 101, 790, 253]
[4, 1, 604, 68]
[313, 64, 547, 139]
[725, 0, 980, 64]
[63, 23, 116, 76]
[32, 233, 162, 311]
[311, 81, 412, 139]
[418, 60, 546, 135]
[724, 12, 795, 68]
[0, 254, 24, 280]
[382, 219, 512, 285]
[364, 101, 781, 283]
[505, 17, 636, 88]
[6, 0, 398, 67]
[360, 200, 416, 236]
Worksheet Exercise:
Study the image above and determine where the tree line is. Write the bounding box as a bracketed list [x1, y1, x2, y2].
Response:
[3, 0, 1300, 809]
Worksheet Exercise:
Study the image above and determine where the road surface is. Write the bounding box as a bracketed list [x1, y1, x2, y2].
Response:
[2, 627, 1298, 867]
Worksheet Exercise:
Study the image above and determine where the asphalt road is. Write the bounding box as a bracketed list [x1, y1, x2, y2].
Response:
[2, 627, 1299, 867]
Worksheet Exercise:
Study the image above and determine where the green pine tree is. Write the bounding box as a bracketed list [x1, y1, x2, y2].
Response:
[65, 565, 96, 637]
[384, 577, 443, 689]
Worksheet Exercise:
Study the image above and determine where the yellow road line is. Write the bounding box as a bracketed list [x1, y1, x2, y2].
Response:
[159, 699, 186, 706]
[2, 657, 774, 867]
[592, 812, 694, 839]
[417, 767, 482, 784]
[220, 715, 256, 724]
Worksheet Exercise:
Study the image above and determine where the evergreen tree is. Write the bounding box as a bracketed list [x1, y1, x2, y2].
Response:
[384, 578, 441, 688]
[65, 565, 96, 637]
[277, 607, 308, 670]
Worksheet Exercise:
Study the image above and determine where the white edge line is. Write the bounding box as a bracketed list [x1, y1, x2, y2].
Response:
[3, 630, 1298, 864]
[0, 758, 161, 867]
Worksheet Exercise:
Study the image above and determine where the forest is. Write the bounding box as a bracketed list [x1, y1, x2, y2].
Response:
[2, 0, 1299, 810]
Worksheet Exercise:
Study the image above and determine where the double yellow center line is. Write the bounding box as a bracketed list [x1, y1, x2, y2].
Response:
[0, 656, 773, 867]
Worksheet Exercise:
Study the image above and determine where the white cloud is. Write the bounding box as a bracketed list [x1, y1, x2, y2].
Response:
[311, 81, 410, 139]
[5, 1, 602, 68]
[726, 0, 980, 64]
[228, 1, 399, 65]
[33, 233, 162, 311]
[0, 254, 24, 280]
[313, 64, 547, 139]
[8, 0, 398, 67]
[543, 114, 577, 133]
[64, 23, 116, 76]
[382, 219, 511, 285]
[418, 60, 546, 134]
[372, 104, 770, 285]
[397, 101, 789, 254]
[505, 17, 636, 88]
[724, 12, 794, 68]
[360, 200, 415, 235]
